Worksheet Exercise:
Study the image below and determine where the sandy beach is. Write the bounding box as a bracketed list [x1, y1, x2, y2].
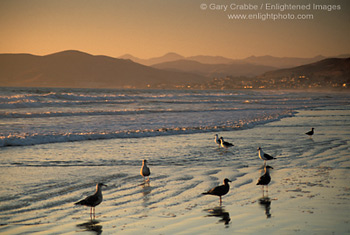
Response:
[1, 104, 350, 234]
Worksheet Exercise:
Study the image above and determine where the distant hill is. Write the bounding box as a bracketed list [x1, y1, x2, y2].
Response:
[242, 55, 327, 68]
[119, 53, 346, 68]
[201, 57, 350, 89]
[0, 50, 209, 89]
[186, 55, 235, 64]
[119, 52, 184, 66]
[2, 51, 348, 90]
[152, 59, 277, 77]
[119, 53, 238, 66]
[259, 57, 350, 81]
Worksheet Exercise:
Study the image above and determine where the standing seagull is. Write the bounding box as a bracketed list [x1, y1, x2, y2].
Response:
[220, 137, 234, 149]
[214, 134, 221, 146]
[140, 159, 151, 182]
[305, 128, 314, 137]
[75, 183, 107, 219]
[257, 147, 276, 165]
[202, 178, 232, 205]
[257, 166, 273, 197]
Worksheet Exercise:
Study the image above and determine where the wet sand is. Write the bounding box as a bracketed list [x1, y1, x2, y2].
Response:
[1, 106, 349, 234]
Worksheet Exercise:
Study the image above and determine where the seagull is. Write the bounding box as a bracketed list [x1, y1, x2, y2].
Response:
[75, 183, 107, 219]
[257, 147, 276, 165]
[140, 159, 151, 182]
[202, 178, 232, 205]
[305, 128, 314, 137]
[219, 137, 234, 149]
[257, 166, 273, 197]
[214, 134, 221, 146]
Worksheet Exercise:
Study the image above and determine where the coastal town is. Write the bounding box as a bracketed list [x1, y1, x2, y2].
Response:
[194, 75, 349, 90]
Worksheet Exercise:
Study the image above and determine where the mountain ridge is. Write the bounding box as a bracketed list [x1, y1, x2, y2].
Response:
[259, 57, 350, 80]
[151, 59, 277, 78]
[0, 50, 209, 89]
[1, 50, 348, 89]
[202, 57, 350, 89]
[118, 52, 349, 68]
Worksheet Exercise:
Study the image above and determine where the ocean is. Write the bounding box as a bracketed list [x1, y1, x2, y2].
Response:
[0, 87, 349, 234]
[1, 87, 349, 147]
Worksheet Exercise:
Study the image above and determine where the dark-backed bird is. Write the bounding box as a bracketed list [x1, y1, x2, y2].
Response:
[257, 147, 276, 165]
[75, 183, 107, 218]
[220, 137, 234, 149]
[214, 134, 221, 146]
[140, 159, 151, 181]
[305, 128, 314, 137]
[202, 178, 232, 205]
[257, 165, 273, 197]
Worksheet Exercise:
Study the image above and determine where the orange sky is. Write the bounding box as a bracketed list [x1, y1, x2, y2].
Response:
[1, 0, 349, 59]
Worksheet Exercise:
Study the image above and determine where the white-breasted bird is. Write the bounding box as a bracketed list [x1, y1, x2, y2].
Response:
[214, 134, 221, 146]
[140, 159, 151, 181]
[257, 147, 276, 165]
[220, 137, 234, 149]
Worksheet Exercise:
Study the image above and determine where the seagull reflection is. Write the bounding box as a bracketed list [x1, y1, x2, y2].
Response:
[258, 197, 272, 218]
[140, 182, 152, 207]
[139, 180, 151, 187]
[141, 183, 152, 197]
[76, 220, 103, 235]
[205, 206, 231, 226]
[257, 165, 273, 197]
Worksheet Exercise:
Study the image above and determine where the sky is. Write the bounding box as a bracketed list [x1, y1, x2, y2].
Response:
[1, 0, 349, 59]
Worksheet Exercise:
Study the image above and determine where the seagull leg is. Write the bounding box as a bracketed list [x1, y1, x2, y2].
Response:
[219, 196, 222, 206]
[262, 186, 265, 197]
[266, 186, 269, 197]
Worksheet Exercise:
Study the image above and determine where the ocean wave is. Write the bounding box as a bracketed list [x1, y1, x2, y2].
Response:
[0, 107, 274, 119]
[0, 110, 294, 147]
[0, 98, 135, 109]
[0, 90, 241, 103]
[0, 89, 329, 109]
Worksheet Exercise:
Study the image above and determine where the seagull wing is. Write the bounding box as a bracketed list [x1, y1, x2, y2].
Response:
[257, 174, 271, 185]
[75, 193, 99, 206]
[305, 130, 313, 135]
[141, 166, 150, 177]
[226, 142, 234, 147]
[264, 153, 275, 160]
[203, 184, 229, 196]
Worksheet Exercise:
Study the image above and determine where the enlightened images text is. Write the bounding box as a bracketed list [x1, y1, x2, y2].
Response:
[206, 3, 341, 12]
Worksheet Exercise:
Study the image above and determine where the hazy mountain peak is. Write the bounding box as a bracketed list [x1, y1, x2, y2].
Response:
[46, 50, 92, 57]
[163, 52, 183, 57]
[148, 52, 184, 63]
[119, 54, 139, 60]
